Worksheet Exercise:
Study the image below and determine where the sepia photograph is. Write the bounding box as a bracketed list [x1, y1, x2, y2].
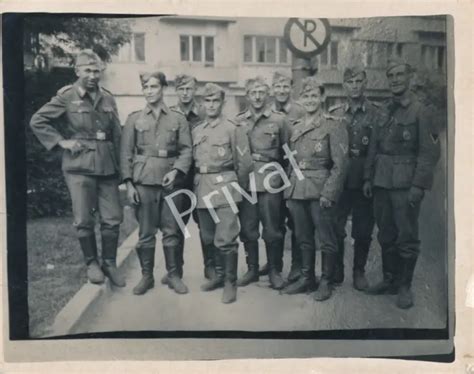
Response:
[2, 8, 458, 363]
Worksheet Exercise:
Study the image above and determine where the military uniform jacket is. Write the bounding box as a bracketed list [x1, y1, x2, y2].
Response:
[120, 103, 192, 186]
[192, 117, 252, 209]
[329, 98, 389, 189]
[29, 81, 121, 176]
[234, 107, 289, 192]
[284, 111, 349, 202]
[271, 100, 305, 125]
[170, 101, 206, 131]
[364, 92, 440, 190]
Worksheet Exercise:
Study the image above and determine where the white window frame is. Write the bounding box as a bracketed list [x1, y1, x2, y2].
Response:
[421, 44, 445, 70]
[242, 35, 291, 66]
[317, 41, 339, 68]
[179, 35, 215, 65]
[117, 33, 146, 63]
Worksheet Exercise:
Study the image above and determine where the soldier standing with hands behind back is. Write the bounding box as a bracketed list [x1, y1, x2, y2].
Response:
[329, 66, 385, 291]
[30, 50, 125, 288]
[120, 71, 192, 296]
[363, 58, 440, 309]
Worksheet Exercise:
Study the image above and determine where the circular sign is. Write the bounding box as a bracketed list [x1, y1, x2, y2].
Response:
[283, 18, 331, 59]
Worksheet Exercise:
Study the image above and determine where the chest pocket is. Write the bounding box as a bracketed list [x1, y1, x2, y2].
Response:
[134, 119, 151, 145]
[68, 104, 92, 129]
[212, 137, 232, 161]
[310, 133, 330, 157]
[393, 119, 418, 151]
[192, 133, 207, 158]
[96, 106, 115, 129]
[165, 127, 179, 150]
[263, 128, 279, 149]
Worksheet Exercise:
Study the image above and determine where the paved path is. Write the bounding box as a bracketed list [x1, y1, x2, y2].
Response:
[73, 133, 448, 333]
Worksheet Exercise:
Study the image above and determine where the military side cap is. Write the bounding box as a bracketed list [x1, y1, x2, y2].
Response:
[272, 70, 292, 84]
[300, 76, 324, 95]
[75, 49, 102, 67]
[386, 57, 412, 74]
[343, 65, 366, 81]
[245, 76, 269, 91]
[202, 82, 225, 98]
[139, 70, 168, 86]
[175, 74, 197, 88]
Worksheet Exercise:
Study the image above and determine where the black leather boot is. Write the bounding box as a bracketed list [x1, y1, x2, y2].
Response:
[79, 235, 105, 284]
[222, 251, 238, 304]
[201, 248, 224, 291]
[332, 238, 345, 286]
[280, 247, 316, 294]
[202, 239, 216, 280]
[237, 241, 259, 287]
[287, 234, 301, 283]
[396, 257, 418, 309]
[101, 231, 126, 287]
[258, 262, 269, 276]
[267, 241, 285, 290]
[352, 239, 371, 291]
[366, 248, 399, 295]
[163, 246, 188, 294]
[133, 246, 155, 295]
[314, 252, 336, 301]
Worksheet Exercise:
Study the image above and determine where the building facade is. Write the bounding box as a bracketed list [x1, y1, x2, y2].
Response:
[102, 16, 447, 122]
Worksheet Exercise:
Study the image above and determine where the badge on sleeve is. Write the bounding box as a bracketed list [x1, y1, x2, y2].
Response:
[314, 141, 323, 152]
[403, 129, 412, 141]
[218, 147, 226, 157]
[362, 136, 369, 145]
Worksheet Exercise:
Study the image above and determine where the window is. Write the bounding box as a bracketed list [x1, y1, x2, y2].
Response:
[243, 35, 290, 65]
[318, 41, 338, 67]
[180, 35, 214, 65]
[116, 33, 146, 62]
[364, 41, 404, 68]
[421, 44, 445, 70]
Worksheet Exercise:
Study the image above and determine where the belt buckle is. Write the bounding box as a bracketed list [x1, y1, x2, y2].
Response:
[350, 148, 360, 156]
[298, 161, 306, 169]
[200, 165, 208, 173]
[158, 149, 167, 157]
[253, 153, 261, 161]
[96, 130, 106, 140]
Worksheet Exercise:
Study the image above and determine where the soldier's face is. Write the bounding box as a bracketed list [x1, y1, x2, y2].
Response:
[387, 65, 411, 96]
[273, 80, 292, 104]
[75, 64, 102, 90]
[176, 82, 196, 104]
[247, 84, 269, 110]
[204, 93, 224, 118]
[142, 77, 163, 105]
[343, 73, 367, 99]
[300, 88, 323, 114]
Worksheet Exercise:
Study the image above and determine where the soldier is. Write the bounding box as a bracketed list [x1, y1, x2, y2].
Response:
[281, 77, 349, 301]
[120, 71, 192, 295]
[363, 58, 440, 309]
[234, 76, 289, 290]
[329, 66, 383, 291]
[29, 49, 125, 287]
[256, 71, 306, 282]
[164, 74, 214, 286]
[193, 83, 251, 304]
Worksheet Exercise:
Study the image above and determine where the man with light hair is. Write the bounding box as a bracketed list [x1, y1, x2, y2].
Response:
[30, 49, 125, 287]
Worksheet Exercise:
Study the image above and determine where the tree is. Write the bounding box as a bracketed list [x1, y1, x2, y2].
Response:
[24, 15, 133, 63]
[24, 15, 133, 218]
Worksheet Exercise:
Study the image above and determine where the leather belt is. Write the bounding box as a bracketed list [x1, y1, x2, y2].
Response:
[196, 165, 234, 174]
[251, 153, 278, 162]
[71, 132, 111, 141]
[297, 158, 330, 170]
[136, 148, 177, 158]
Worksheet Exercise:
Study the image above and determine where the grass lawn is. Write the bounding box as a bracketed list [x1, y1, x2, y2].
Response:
[27, 204, 137, 337]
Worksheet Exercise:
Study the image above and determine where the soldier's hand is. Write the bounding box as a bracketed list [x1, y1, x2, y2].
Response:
[363, 181, 373, 198]
[58, 139, 83, 156]
[163, 169, 178, 190]
[126, 182, 140, 205]
[320, 196, 333, 208]
[408, 186, 424, 207]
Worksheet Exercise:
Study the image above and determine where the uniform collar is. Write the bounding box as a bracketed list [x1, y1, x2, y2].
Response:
[145, 102, 169, 115]
[247, 106, 272, 120]
[344, 97, 367, 114]
[178, 100, 199, 116]
[391, 92, 413, 108]
[74, 82, 103, 100]
[305, 110, 325, 129]
[201, 115, 222, 129]
[272, 100, 292, 114]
